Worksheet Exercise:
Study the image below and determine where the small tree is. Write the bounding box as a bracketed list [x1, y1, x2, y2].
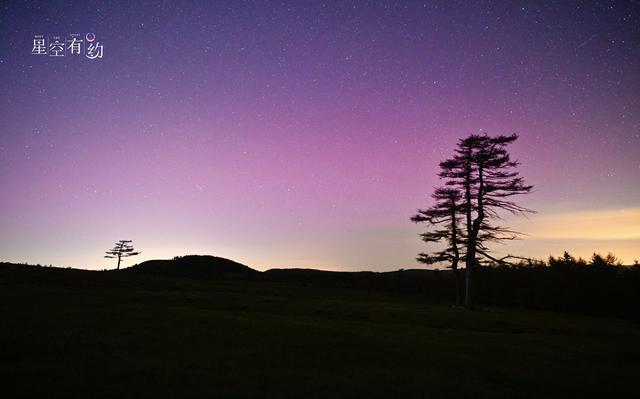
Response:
[411, 187, 465, 305]
[105, 240, 140, 270]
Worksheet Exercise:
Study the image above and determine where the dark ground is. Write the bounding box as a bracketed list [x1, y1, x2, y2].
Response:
[1, 263, 638, 398]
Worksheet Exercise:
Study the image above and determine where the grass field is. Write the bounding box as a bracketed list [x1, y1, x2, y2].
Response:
[1, 266, 638, 398]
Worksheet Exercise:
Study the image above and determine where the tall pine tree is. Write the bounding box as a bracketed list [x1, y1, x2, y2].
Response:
[417, 133, 533, 308]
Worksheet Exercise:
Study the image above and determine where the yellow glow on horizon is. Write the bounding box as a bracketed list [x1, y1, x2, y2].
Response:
[514, 207, 640, 241]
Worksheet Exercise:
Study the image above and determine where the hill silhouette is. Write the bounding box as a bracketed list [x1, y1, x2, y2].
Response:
[125, 255, 257, 279]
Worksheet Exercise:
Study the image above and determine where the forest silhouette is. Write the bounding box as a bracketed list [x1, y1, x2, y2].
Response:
[2, 250, 638, 319]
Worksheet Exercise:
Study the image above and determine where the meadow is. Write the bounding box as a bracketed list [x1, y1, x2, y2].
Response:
[1, 264, 638, 398]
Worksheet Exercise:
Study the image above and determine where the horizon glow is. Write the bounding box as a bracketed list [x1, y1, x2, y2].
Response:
[1, 1, 639, 270]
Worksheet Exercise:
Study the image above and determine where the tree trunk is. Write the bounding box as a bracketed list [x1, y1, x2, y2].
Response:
[117, 256, 121, 270]
[465, 243, 475, 309]
[463, 154, 474, 309]
[464, 266, 473, 308]
[453, 268, 462, 306]
[465, 164, 484, 310]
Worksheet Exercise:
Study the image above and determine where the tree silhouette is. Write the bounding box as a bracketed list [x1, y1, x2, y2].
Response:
[411, 187, 465, 305]
[549, 251, 587, 269]
[105, 240, 141, 270]
[590, 252, 622, 268]
[434, 133, 533, 308]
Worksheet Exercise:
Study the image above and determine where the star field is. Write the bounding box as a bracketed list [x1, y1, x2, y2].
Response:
[1, 1, 639, 269]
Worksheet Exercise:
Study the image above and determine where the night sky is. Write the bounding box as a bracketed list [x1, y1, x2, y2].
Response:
[1, 1, 639, 270]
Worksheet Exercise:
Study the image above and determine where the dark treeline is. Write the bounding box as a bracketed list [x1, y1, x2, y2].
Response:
[471, 252, 640, 318]
[262, 252, 640, 319]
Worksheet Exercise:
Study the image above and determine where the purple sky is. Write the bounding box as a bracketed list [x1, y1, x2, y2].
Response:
[1, 1, 639, 270]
